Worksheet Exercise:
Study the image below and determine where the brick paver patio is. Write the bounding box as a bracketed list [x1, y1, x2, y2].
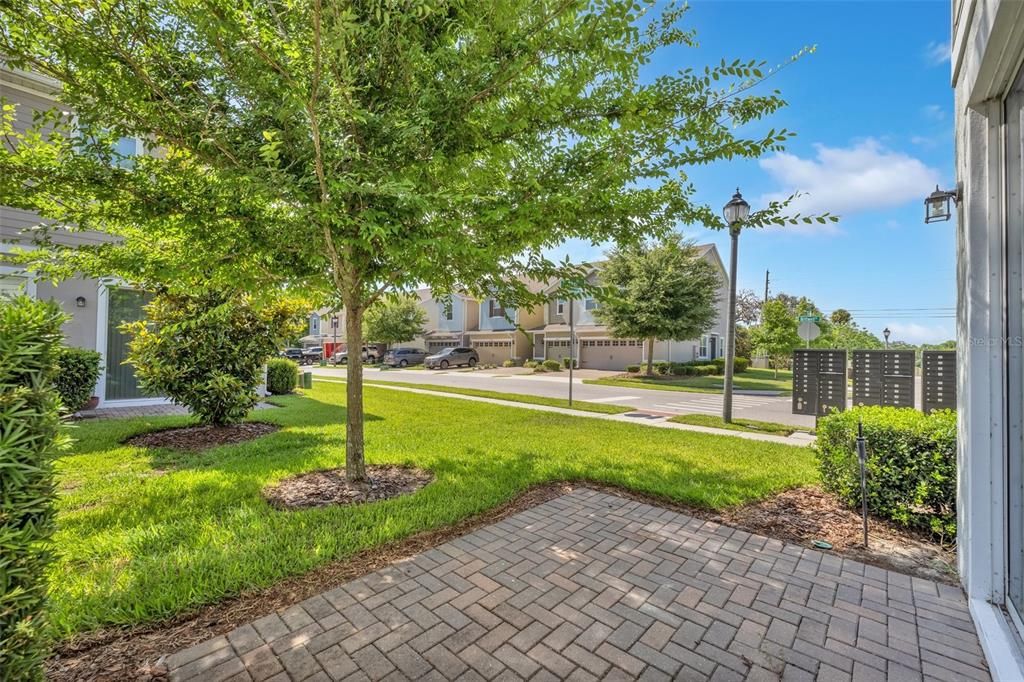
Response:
[164, 489, 989, 681]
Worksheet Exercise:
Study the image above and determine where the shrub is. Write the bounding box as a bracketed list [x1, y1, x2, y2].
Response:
[502, 359, 516, 368]
[734, 356, 750, 373]
[266, 358, 299, 395]
[542, 359, 562, 371]
[54, 346, 102, 412]
[0, 295, 69, 678]
[124, 290, 301, 426]
[693, 364, 717, 376]
[669, 363, 690, 376]
[524, 360, 539, 369]
[814, 406, 957, 539]
[711, 357, 726, 374]
[624, 364, 641, 374]
[654, 361, 672, 375]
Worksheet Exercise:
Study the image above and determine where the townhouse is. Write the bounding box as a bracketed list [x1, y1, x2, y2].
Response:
[345, 243, 729, 370]
[1, 67, 165, 408]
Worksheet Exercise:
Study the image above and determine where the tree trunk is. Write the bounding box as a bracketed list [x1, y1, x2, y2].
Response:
[645, 337, 655, 376]
[344, 304, 367, 482]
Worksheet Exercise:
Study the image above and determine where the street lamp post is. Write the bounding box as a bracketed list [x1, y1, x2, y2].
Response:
[883, 327, 890, 350]
[722, 188, 750, 424]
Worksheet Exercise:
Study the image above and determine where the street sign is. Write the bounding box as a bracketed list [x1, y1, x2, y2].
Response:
[798, 321, 821, 344]
[798, 315, 821, 322]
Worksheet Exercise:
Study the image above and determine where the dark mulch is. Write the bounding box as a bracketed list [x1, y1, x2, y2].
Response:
[44, 482, 956, 682]
[263, 465, 433, 510]
[125, 422, 278, 451]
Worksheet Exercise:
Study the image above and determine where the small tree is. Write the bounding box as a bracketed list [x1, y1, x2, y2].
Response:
[596, 235, 720, 376]
[736, 289, 763, 326]
[751, 300, 801, 377]
[363, 297, 427, 350]
[124, 290, 301, 426]
[830, 308, 852, 326]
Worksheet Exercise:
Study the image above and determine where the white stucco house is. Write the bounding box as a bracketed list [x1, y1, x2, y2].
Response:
[954, 0, 1024, 675]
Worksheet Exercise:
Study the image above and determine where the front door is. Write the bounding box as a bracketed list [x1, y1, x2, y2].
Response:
[709, 335, 718, 359]
[104, 287, 153, 401]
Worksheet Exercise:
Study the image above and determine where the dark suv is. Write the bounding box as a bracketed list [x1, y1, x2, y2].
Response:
[382, 347, 429, 367]
[280, 348, 304, 361]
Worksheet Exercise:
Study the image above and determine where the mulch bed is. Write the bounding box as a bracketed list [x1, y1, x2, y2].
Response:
[44, 482, 956, 682]
[125, 422, 278, 451]
[263, 465, 433, 510]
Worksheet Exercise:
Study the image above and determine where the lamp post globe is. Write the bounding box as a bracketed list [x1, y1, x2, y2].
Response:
[721, 188, 749, 424]
[883, 327, 891, 350]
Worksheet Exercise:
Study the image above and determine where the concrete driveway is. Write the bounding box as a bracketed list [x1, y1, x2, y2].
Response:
[310, 366, 815, 429]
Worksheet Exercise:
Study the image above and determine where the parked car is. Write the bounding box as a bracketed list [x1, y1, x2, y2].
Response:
[301, 347, 323, 365]
[331, 346, 378, 365]
[425, 346, 478, 369]
[382, 347, 428, 367]
[280, 348, 304, 361]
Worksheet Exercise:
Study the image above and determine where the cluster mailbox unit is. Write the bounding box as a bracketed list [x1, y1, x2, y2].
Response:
[792, 349, 848, 417]
[851, 350, 916, 409]
[922, 350, 957, 413]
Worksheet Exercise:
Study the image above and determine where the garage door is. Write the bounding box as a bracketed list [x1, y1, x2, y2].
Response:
[471, 339, 513, 365]
[580, 339, 643, 370]
[545, 339, 572, 363]
[427, 340, 457, 354]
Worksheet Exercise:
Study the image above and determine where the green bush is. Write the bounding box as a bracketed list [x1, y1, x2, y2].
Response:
[524, 360, 539, 369]
[502, 359, 516, 368]
[542, 359, 562, 371]
[124, 290, 301, 426]
[669, 363, 691, 376]
[654, 361, 672, 376]
[734, 356, 750, 373]
[266, 358, 299, 395]
[814, 406, 957, 539]
[53, 346, 102, 412]
[0, 295, 69, 678]
[561, 356, 576, 369]
[624, 364, 641, 374]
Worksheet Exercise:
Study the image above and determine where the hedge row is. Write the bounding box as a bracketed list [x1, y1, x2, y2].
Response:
[626, 357, 750, 376]
[1, 296, 69, 678]
[814, 406, 956, 539]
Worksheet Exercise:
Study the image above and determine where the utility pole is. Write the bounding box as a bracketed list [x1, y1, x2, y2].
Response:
[568, 299, 574, 406]
[764, 269, 770, 309]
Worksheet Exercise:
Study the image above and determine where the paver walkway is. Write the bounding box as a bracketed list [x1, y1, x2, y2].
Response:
[165, 489, 988, 681]
[76, 401, 276, 420]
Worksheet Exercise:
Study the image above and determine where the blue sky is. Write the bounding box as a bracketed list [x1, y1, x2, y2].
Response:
[549, 1, 955, 344]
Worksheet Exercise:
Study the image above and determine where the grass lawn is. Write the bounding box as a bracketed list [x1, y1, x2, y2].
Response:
[51, 382, 816, 639]
[668, 413, 812, 437]
[360, 379, 633, 414]
[586, 367, 793, 395]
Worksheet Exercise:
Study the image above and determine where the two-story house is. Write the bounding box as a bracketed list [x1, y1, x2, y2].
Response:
[538, 243, 729, 370]
[1, 67, 166, 408]
[417, 289, 480, 354]
[464, 280, 547, 364]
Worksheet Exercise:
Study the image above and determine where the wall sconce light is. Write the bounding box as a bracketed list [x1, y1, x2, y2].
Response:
[924, 185, 962, 223]
[75, 296, 87, 308]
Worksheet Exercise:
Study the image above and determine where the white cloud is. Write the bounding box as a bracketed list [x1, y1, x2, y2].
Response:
[882, 322, 955, 345]
[924, 40, 950, 66]
[921, 104, 947, 121]
[757, 139, 941, 224]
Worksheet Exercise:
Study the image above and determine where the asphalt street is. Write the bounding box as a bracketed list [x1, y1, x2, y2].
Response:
[308, 365, 817, 428]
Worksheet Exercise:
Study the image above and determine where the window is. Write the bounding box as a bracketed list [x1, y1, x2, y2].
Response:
[441, 297, 454, 321]
[488, 299, 505, 318]
[584, 298, 598, 311]
[0, 274, 28, 298]
[699, 335, 708, 358]
[556, 299, 566, 315]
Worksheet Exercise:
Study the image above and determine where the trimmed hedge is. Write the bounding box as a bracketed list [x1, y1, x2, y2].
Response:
[1, 295, 69, 679]
[625, 364, 641, 373]
[814, 406, 957, 539]
[542, 359, 562, 371]
[54, 346, 101, 412]
[266, 358, 299, 395]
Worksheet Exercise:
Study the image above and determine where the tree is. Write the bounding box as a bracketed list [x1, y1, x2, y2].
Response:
[2, 2, 828, 480]
[124, 290, 301, 426]
[735, 289, 763, 326]
[595, 234, 720, 376]
[363, 297, 427, 349]
[750, 300, 801, 377]
[734, 325, 753, 360]
[824, 323, 883, 351]
[830, 308, 852, 325]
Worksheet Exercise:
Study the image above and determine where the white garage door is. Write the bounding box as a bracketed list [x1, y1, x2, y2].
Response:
[427, 340, 457, 354]
[471, 339, 513, 365]
[580, 339, 643, 370]
[545, 339, 572, 363]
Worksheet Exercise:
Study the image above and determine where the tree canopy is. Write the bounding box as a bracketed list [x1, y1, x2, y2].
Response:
[594, 234, 720, 375]
[1, 0, 828, 479]
[363, 297, 427, 348]
[751, 299, 801, 377]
